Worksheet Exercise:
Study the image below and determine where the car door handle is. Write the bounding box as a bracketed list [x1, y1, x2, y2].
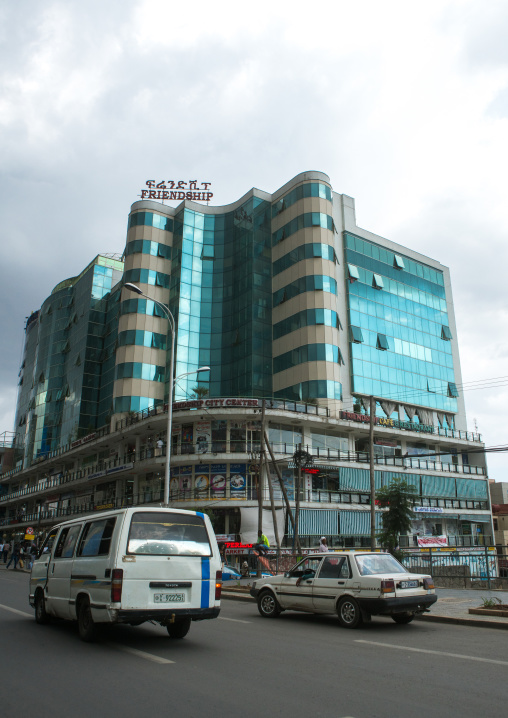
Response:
[337, 581, 345, 585]
[305, 579, 313, 583]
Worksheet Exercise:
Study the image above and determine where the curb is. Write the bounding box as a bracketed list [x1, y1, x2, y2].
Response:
[415, 614, 508, 630]
[221, 591, 508, 629]
[222, 591, 255, 603]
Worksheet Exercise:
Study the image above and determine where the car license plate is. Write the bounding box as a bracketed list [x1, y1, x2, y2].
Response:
[400, 580, 419, 589]
[154, 593, 185, 603]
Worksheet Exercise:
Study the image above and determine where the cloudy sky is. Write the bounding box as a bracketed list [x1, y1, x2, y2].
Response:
[1, 0, 508, 480]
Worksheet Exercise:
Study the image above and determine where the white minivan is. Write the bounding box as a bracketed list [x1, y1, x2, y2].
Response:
[29, 507, 222, 641]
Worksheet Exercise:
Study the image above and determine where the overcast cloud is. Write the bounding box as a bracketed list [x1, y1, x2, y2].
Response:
[1, 0, 508, 479]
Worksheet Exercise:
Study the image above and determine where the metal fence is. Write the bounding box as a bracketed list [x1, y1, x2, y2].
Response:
[401, 547, 508, 589]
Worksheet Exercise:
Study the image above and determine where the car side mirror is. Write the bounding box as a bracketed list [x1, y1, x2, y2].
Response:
[284, 572, 290, 578]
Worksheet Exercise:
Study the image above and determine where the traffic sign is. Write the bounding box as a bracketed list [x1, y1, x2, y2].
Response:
[26, 527, 34, 535]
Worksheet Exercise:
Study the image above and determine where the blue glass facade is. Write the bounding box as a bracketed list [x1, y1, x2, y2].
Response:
[344, 232, 458, 413]
[168, 201, 272, 401]
[14, 256, 123, 462]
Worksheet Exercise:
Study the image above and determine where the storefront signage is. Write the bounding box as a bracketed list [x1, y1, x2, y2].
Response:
[87, 463, 134, 481]
[173, 398, 260, 412]
[340, 410, 435, 434]
[414, 506, 443, 513]
[215, 534, 236, 542]
[71, 432, 97, 449]
[140, 179, 213, 202]
[106, 463, 134, 475]
[417, 536, 448, 548]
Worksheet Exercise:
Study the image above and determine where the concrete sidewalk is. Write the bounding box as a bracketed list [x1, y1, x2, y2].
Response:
[221, 582, 508, 629]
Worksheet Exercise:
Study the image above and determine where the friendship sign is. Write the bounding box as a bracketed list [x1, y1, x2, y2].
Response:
[140, 179, 213, 202]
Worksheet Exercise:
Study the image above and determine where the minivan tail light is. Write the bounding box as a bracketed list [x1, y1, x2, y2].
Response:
[215, 570, 222, 600]
[111, 569, 123, 603]
[423, 577, 435, 590]
[381, 579, 395, 594]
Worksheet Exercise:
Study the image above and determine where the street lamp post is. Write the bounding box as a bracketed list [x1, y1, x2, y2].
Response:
[124, 283, 209, 506]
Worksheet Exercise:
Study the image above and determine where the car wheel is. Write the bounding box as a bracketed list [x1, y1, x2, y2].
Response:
[35, 590, 50, 625]
[78, 599, 98, 642]
[257, 590, 281, 618]
[391, 612, 415, 625]
[337, 596, 363, 629]
[167, 617, 191, 639]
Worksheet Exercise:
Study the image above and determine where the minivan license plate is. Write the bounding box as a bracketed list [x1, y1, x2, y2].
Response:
[154, 593, 185, 603]
[400, 580, 418, 589]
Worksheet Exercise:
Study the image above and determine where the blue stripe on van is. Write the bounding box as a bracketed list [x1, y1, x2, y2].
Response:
[201, 557, 210, 608]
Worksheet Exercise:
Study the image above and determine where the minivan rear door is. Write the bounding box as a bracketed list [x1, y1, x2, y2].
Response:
[119, 511, 218, 612]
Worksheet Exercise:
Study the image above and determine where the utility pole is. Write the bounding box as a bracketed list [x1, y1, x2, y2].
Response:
[369, 395, 376, 551]
[257, 400, 266, 536]
[265, 432, 296, 534]
[256, 400, 266, 578]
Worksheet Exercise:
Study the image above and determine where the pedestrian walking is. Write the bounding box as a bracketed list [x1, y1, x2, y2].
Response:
[2, 540, 10, 563]
[29, 543, 38, 570]
[6, 543, 20, 570]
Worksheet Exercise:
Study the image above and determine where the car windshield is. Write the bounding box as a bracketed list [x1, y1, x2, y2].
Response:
[355, 554, 406, 575]
[127, 512, 212, 556]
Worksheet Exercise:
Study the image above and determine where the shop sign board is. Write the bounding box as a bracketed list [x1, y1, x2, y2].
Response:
[417, 536, 448, 547]
[340, 410, 435, 434]
[140, 180, 212, 202]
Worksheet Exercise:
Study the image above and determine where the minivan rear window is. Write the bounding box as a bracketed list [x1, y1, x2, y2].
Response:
[127, 512, 212, 557]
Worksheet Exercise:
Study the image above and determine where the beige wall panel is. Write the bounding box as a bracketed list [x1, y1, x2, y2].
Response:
[272, 327, 341, 355]
[118, 346, 148, 364]
[121, 378, 164, 399]
[127, 254, 170, 272]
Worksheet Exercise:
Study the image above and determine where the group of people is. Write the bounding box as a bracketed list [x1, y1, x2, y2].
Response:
[0, 540, 38, 570]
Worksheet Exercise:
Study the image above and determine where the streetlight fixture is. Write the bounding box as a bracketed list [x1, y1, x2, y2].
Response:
[124, 282, 210, 505]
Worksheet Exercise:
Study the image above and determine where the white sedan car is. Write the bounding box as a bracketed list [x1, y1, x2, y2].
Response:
[250, 551, 437, 628]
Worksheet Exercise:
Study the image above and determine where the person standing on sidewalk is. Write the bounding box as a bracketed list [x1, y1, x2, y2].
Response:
[2, 540, 10, 564]
[6, 543, 20, 570]
[319, 537, 329, 552]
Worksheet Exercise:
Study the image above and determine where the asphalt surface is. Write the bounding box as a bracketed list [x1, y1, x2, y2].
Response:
[2, 567, 508, 718]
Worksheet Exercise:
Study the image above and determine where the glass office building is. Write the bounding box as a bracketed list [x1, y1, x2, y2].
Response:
[1, 172, 492, 549]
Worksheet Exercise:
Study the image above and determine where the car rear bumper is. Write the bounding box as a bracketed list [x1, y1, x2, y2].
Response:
[357, 594, 437, 615]
[113, 607, 220, 624]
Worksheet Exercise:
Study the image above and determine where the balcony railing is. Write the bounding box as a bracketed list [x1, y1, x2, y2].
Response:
[0, 441, 488, 506]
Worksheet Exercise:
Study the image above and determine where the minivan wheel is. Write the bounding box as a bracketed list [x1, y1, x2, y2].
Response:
[337, 597, 363, 629]
[35, 591, 50, 625]
[78, 600, 98, 642]
[167, 617, 191, 639]
[257, 590, 281, 618]
[392, 612, 415, 625]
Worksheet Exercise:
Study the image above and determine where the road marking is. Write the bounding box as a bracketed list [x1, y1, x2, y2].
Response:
[219, 616, 251, 624]
[0, 603, 33, 618]
[108, 644, 175, 664]
[355, 640, 508, 667]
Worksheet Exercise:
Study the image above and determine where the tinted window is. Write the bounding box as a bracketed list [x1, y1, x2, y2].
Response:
[54, 524, 82, 558]
[355, 554, 406, 575]
[77, 518, 116, 557]
[40, 527, 59, 556]
[127, 511, 211, 557]
[318, 556, 350, 579]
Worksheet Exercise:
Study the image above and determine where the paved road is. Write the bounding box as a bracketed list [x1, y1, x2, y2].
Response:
[1, 569, 507, 718]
